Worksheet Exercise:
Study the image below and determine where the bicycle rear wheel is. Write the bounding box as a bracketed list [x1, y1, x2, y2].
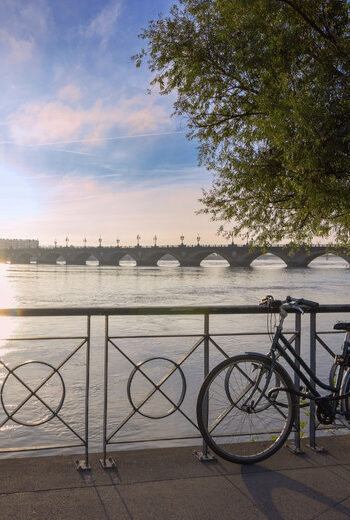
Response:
[196, 354, 297, 464]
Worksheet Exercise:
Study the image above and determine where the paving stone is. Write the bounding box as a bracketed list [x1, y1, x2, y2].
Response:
[316, 496, 350, 519]
[228, 465, 350, 520]
[116, 475, 267, 520]
[0, 453, 111, 493]
[0, 487, 129, 520]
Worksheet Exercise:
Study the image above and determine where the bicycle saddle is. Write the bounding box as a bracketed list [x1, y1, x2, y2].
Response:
[333, 322, 350, 331]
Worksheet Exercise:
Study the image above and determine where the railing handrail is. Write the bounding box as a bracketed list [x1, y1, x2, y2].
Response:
[0, 303, 350, 317]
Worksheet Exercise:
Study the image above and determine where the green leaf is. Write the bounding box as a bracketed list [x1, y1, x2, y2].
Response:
[136, 0, 350, 246]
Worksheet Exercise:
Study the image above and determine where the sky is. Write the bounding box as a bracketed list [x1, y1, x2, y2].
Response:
[0, 0, 230, 247]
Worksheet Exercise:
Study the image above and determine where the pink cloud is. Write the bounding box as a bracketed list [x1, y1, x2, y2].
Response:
[8, 95, 170, 145]
[58, 85, 81, 104]
[0, 29, 34, 62]
[83, 1, 122, 47]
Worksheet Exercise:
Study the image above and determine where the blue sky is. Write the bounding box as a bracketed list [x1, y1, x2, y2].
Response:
[0, 0, 226, 247]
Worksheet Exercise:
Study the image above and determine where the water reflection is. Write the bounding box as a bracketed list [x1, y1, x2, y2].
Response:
[0, 257, 348, 456]
[0, 265, 16, 348]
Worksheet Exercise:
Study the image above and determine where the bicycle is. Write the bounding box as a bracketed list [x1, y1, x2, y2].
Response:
[196, 295, 350, 464]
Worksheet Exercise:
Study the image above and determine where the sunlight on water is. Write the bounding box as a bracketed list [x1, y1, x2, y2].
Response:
[309, 254, 349, 268]
[0, 265, 16, 349]
[0, 257, 348, 457]
[0, 264, 16, 307]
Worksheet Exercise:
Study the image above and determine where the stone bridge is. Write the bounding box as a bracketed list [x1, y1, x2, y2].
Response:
[0, 244, 349, 267]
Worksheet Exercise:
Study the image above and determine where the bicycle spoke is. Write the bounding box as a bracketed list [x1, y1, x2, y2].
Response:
[197, 354, 295, 463]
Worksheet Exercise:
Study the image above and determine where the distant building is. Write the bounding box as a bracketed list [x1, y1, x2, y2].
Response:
[0, 238, 39, 249]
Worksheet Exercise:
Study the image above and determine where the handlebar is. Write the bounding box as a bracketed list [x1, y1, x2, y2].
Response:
[285, 296, 319, 308]
[259, 295, 319, 312]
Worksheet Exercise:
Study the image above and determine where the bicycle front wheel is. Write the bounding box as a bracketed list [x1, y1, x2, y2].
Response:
[196, 354, 297, 464]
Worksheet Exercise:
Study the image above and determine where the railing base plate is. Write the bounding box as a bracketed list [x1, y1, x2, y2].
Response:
[286, 443, 304, 455]
[75, 459, 91, 471]
[193, 450, 216, 462]
[100, 457, 117, 469]
[307, 444, 326, 453]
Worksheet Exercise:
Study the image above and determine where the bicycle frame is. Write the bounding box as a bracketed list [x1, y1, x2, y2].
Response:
[270, 311, 350, 401]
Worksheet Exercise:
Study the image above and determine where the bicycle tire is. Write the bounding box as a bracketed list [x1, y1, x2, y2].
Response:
[341, 368, 350, 419]
[196, 353, 298, 464]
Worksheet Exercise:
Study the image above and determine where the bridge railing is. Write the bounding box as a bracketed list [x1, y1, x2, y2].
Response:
[26, 244, 238, 249]
[0, 304, 349, 468]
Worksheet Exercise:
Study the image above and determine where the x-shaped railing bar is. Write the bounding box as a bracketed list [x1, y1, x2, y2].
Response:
[106, 336, 205, 442]
[208, 332, 298, 361]
[208, 337, 230, 359]
[0, 338, 87, 443]
[106, 331, 296, 442]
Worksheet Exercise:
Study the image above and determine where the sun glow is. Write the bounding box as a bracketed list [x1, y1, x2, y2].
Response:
[0, 265, 17, 347]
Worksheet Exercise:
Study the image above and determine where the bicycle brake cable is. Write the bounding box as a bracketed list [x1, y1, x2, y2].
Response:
[266, 300, 276, 341]
[268, 386, 350, 403]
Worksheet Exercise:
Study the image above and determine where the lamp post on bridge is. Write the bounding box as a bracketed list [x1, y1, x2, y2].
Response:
[83, 238, 87, 248]
[197, 234, 201, 246]
[230, 230, 234, 246]
[65, 236, 69, 248]
[116, 237, 120, 247]
[54, 240, 57, 248]
[153, 235, 157, 247]
[136, 234, 141, 247]
[180, 234, 184, 246]
[98, 236, 102, 248]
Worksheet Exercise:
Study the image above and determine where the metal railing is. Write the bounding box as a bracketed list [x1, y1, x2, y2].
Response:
[0, 304, 349, 469]
[0, 313, 91, 470]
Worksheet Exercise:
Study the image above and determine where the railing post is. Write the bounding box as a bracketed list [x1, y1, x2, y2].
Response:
[75, 315, 91, 471]
[293, 312, 303, 453]
[100, 315, 116, 468]
[202, 312, 210, 458]
[194, 312, 215, 461]
[308, 311, 318, 450]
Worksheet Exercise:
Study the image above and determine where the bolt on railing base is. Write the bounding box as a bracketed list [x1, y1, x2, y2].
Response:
[193, 450, 216, 462]
[100, 457, 117, 469]
[306, 443, 326, 453]
[286, 443, 304, 455]
[75, 459, 91, 471]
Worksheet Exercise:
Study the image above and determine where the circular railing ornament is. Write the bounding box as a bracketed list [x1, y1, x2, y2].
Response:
[127, 357, 186, 419]
[1, 361, 66, 426]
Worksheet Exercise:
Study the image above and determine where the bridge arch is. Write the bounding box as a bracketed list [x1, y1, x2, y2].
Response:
[85, 254, 100, 266]
[157, 253, 180, 267]
[183, 248, 232, 267]
[10, 252, 37, 264]
[68, 251, 100, 265]
[118, 253, 137, 266]
[55, 256, 67, 265]
[250, 252, 287, 267]
[200, 252, 230, 266]
[306, 252, 350, 267]
[140, 249, 182, 266]
[38, 252, 66, 265]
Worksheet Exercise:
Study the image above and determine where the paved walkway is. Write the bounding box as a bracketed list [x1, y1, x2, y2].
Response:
[1, 436, 350, 519]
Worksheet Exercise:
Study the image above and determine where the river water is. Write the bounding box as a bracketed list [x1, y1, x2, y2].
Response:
[0, 254, 348, 456]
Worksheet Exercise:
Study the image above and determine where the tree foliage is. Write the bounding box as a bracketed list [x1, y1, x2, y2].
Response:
[134, 0, 350, 245]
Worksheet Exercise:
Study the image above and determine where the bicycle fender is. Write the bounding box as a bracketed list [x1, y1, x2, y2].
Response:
[244, 352, 271, 361]
[340, 368, 350, 414]
[244, 351, 297, 402]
